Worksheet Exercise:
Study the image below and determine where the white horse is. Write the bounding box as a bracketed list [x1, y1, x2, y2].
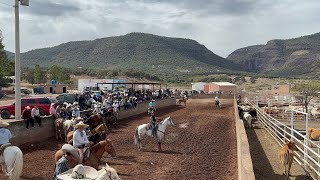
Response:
[96, 163, 121, 180]
[243, 112, 253, 129]
[134, 117, 175, 151]
[1, 146, 23, 180]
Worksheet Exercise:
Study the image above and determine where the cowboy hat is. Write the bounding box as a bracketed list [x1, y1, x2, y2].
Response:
[151, 99, 155, 102]
[73, 121, 89, 128]
[57, 164, 98, 180]
[0, 121, 9, 128]
[75, 117, 83, 120]
[25, 106, 31, 110]
[61, 144, 80, 162]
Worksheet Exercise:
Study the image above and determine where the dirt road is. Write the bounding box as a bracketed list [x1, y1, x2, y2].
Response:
[0, 98, 237, 180]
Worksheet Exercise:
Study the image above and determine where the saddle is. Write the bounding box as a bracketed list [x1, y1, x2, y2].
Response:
[146, 123, 158, 136]
[0, 143, 12, 165]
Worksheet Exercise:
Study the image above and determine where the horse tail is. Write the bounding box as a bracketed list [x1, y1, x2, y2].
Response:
[7, 147, 23, 180]
[134, 126, 139, 145]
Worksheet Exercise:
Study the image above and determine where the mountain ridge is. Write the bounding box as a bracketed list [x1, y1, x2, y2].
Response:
[6, 32, 243, 78]
[227, 32, 320, 77]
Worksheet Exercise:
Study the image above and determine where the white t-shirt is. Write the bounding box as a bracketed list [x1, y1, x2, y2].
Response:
[0, 128, 12, 144]
[31, 108, 40, 117]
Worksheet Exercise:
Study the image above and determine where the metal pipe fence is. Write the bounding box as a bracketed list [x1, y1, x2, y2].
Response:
[247, 100, 320, 179]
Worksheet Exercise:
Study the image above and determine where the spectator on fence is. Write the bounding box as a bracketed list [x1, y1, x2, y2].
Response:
[31, 105, 42, 127]
[22, 106, 34, 129]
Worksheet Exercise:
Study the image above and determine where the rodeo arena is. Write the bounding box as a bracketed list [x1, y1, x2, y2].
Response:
[1, 80, 320, 180]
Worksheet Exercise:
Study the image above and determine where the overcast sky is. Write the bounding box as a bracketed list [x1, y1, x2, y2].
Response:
[1, 0, 320, 57]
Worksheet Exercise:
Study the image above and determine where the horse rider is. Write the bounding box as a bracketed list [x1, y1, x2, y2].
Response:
[92, 102, 102, 115]
[0, 120, 12, 166]
[53, 144, 81, 180]
[112, 100, 120, 111]
[148, 99, 156, 113]
[149, 112, 158, 137]
[215, 96, 219, 104]
[71, 102, 81, 118]
[72, 121, 93, 164]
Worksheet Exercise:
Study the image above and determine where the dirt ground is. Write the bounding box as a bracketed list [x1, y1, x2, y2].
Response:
[247, 121, 312, 180]
[0, 98, 237, 180]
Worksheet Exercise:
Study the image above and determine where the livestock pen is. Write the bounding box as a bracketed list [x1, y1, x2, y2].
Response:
[247, 99, 320, 179]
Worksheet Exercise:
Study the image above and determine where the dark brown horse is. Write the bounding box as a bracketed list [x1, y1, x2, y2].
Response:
[89, 114, 104, 128]
[54, 138, 116, 169]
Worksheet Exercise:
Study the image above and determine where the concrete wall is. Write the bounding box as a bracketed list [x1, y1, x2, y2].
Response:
[6, 98, 176, 145]
[234, 98, 255, 180]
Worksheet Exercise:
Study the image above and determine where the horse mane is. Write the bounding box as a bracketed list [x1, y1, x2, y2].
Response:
[160, 117, 170, 124]
[91, 140, 104, 153]
[90, 139, 112, 153]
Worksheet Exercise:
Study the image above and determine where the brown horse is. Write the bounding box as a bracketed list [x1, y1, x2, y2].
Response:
[308, 128, 320, 147]
[89, 114, 104, 128]
[54, 138, 116, 169]
[279, 141, 298, 178]
[66, 124, 110, 144]
[54, 118, 64, 140]
[177, 98, 187, 105]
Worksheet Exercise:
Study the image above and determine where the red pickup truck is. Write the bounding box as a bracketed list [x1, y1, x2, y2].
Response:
[0, 97, 57, 119]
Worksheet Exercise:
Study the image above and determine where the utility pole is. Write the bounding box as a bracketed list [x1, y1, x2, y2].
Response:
[14, 0, 29, 120]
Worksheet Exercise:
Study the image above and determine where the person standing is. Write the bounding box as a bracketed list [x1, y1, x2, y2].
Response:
[31, 105, 41, 127]
[50, 103, 57, 118]
[22, 106, 34, 129]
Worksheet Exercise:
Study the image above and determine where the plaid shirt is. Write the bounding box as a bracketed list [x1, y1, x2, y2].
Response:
[53, 156, 69, 180]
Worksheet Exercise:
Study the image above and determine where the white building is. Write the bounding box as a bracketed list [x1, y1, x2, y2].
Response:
[191, 82, 206, 91]
[78, 79, 113, 91]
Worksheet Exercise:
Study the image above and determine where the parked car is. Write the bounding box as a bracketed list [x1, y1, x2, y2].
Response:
[47, 97, 58, 104]
[0, 97, 57, 119]
[21, 88, 32, 95]
[56, 93, 78, 104]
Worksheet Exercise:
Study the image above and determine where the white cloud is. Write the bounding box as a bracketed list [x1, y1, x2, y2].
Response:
[1, 0, 320, 57]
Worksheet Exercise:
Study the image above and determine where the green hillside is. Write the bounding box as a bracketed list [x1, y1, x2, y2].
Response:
[15, 33, 242, 78]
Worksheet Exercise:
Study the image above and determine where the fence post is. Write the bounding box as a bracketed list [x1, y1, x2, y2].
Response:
[305, 113, 309, 172]
[291, 110, 294, 137]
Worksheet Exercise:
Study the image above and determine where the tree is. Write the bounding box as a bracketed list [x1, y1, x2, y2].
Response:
[293, 81, 320, 113]
[23, 68, 35, 84]
[49, 65, 70, 83]
[0, 32, 14, 88]
[33, 64, 42, 84]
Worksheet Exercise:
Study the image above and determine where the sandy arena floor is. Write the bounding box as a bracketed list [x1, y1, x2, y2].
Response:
[0, 98, 237, 180]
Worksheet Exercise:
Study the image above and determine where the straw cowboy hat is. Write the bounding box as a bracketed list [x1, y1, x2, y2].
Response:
[61, 144, 80, 162]
[73, 121, 89, 128]
[0, 120, 9, 128]
[57, 164, 98, 180]
[25, 106, 31, 110]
